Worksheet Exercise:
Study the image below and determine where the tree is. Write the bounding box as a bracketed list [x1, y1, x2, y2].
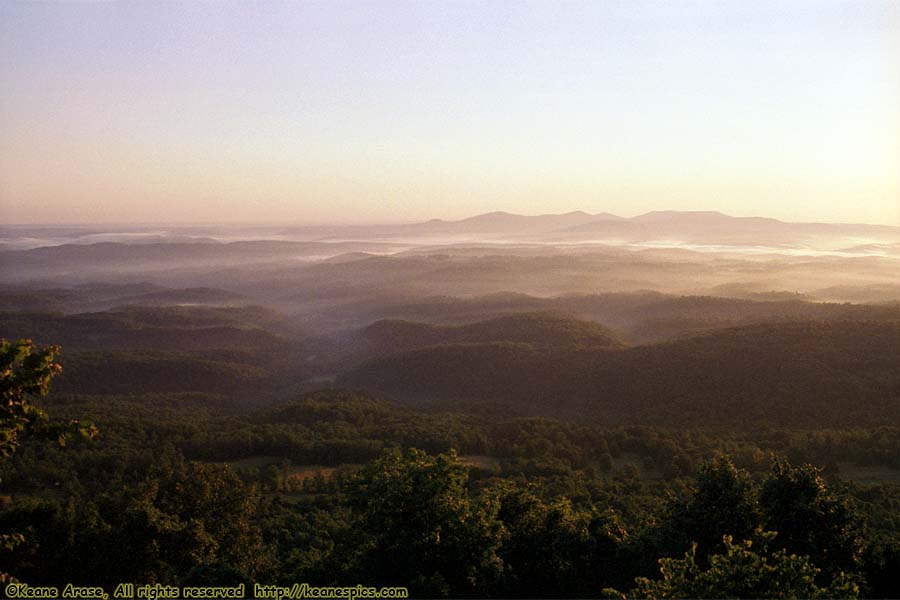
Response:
[0, 338, 95, 457]
[616, 531, 859, 599]
[666, 457, 761, 562]
[1, 338, 95, 584]
[760, 460, 863, 578]
[491, 481, 628, 597]
[108, 461, 273, 583]
[1, 461, 272, 586]
[347, 448, 505, 597]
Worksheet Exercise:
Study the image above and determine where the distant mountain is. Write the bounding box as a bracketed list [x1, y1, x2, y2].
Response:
[810, 284, 900, 304]
[631, 210, 780, 226]
[341, 320, 900, 429]
[404, 211, 623, 235]
[0, 239, 399, 282]
[351, 209, 900, 250]
[328, 209, 900, 248]
[559, 220, 650, 237]
[553, 210, 900, 248]
[838, 242, 900, 257]
[5, 212, 898, 255]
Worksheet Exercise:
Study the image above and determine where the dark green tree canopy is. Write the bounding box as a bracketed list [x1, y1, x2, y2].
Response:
[1, 338, 95, 458]
[347, 448, 505, 597]
[669, 456, 762, 561]
[761, 459, 864, 577]
[619, 531, 860, 599]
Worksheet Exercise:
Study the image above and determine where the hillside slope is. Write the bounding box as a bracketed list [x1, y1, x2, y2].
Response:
[321, 312, 624, 369]
[341, 321, 900, 428]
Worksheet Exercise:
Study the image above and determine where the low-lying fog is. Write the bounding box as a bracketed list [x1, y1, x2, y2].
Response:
[2, 211, 899, 316]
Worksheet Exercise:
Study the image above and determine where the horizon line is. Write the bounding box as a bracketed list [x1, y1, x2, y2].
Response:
[3, 209, 900, 230]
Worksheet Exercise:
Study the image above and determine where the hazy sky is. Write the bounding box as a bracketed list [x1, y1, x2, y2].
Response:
[1, 0, 898, 225]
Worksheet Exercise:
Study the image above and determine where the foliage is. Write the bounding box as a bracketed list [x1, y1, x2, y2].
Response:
[1, 338, 97, 457]
[0, 461, 270, 585]
[490, 481, 629, 597]
[761, 459, 864, 578]
[346, 448, 505, 597]
[344, 321, 900, 429]
[620, 532, 859, 599]
[1, 315, 899, 598]
[666, 456, 762, 561]
[1, 339, 60, 457]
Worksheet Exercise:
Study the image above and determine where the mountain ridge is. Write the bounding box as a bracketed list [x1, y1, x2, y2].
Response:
[340, 319, 900, 428]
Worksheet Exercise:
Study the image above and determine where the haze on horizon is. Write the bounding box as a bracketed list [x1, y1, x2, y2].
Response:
[2, 0, 898, 226]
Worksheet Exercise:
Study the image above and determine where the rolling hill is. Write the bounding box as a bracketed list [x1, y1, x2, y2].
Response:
[0, 306, 287, 352]
[341, 320, 900, 429]
[356, 312, 623, 351]
[54, 351, 270, 396]
[317, 312, 625, 369]
[317, 291, 900, 344]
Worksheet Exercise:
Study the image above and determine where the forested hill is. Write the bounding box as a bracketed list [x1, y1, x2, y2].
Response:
[341, 320, 900, 428]
[302, 311, 627, 372]
[0, 305, 308, 400]
[337, 291, 900, 344]
[354, 311, 623, 352]
[0, 305, 287, 351]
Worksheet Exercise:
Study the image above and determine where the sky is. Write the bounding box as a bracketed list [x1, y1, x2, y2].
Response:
[1, 0, 898, 226]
